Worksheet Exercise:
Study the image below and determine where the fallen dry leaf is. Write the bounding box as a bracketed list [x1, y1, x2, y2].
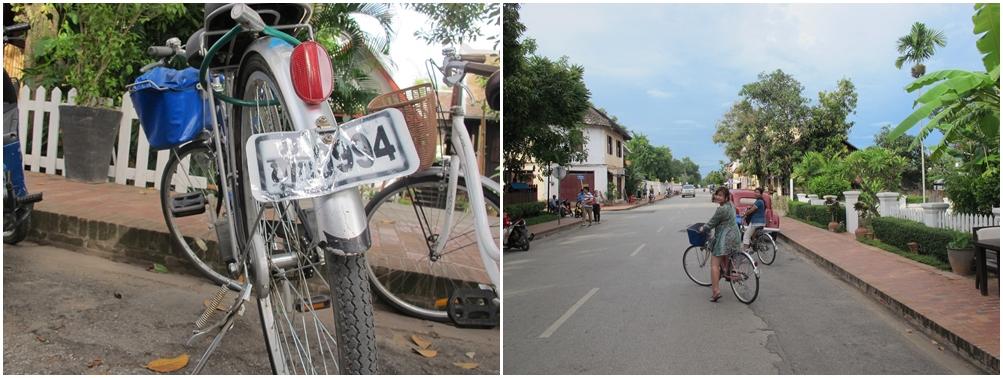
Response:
[145, 353, 189, 373]
[87, 358, 103, 369]
[465, 352, 476, 359]
[113, 292, 122, 299]
[412, 347, 437, 358]
[410, 335, 432, 349]
[35, 335, 46, 343]
[453, 362, 479, 370]
[938, 346, 944, 351]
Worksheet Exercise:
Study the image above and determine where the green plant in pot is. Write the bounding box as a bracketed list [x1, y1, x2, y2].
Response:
[946, 234, 975, 276]
[24, 4, 185, 183]
[853, 201, 877, 239]
[826, 200, 841, 232]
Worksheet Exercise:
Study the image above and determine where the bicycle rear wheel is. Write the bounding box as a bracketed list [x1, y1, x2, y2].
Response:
[363, 173, 500, 321]
[755, 233, 777, 265]
[729, 252, 759, 304]
[682, 245, 712, 287]
[160, 143, 241, 291]
[235, 53, 375, 374]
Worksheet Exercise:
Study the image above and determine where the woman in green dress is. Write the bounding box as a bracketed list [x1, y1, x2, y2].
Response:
[702, 186, 741, 302]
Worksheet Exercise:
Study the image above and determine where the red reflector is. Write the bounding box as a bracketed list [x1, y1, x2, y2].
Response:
[289, 41, 333, 105]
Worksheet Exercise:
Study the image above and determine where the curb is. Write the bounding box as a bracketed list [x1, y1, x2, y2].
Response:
[776, 232, 999, 374]
[528, 218, 583, 240]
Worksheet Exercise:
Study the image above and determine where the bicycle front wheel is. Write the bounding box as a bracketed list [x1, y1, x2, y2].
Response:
[235, 54, 376, 374]
[755, 233, 777, 265]
[682, 245, 712, 287]
[729, 252, 759, 304]
[363, 173, 500, 321]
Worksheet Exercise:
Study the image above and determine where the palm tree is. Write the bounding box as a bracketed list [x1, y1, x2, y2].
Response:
[311, 3, 396, 118]
[895, 22, 947, 78]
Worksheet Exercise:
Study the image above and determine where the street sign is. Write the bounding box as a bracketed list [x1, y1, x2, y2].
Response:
[577, 174, 584, 181]
[553, 166, 568, 180]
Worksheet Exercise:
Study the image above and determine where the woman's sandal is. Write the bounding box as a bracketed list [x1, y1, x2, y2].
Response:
[710, 293, 722, 302]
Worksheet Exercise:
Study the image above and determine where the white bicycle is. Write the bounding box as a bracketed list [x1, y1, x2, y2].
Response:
[362, 48, 501, 325]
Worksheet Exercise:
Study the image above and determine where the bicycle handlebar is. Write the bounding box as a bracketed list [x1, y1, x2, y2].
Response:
[459, 53, 486, 63]
[4, 23, 30, 35]
[147, 46, 176, 58]
[230, 4, 266, 32]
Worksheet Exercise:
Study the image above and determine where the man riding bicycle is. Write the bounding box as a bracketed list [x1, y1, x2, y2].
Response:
[741, 187, 767, 252]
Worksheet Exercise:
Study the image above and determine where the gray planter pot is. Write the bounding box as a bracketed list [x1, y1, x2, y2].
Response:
[947, 247, 975, 276]
[59, 105, 122, 183]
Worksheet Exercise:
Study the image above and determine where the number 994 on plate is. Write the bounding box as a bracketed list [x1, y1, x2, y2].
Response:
[245, 108, 420, 202]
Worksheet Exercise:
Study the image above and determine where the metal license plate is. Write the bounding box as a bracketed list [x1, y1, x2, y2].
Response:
[246, 109, 419, 202]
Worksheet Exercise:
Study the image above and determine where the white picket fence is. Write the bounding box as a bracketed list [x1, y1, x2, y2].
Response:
[884, 204, 999, 233]
[16, 85, 178, 189]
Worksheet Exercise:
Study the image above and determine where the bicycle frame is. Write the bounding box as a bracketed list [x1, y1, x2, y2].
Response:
[430, 87, 501, 287]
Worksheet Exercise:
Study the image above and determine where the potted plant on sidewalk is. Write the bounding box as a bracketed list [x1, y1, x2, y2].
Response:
[23, 4, 184, 183]
[946, 234, 975, 275]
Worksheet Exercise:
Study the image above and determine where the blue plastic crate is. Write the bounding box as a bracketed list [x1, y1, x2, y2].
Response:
[687, 223, 708, 246]
[129, 67, 208, 150]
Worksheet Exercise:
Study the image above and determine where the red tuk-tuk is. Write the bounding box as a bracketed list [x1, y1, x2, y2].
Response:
[731, 189, 780, 230]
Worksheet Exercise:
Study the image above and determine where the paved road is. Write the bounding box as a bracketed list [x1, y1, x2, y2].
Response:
[3, 242, 498, 374]
[503, 192, 981, 374]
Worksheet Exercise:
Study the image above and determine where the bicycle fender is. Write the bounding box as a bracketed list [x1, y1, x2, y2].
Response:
[240, 37, 370, 255]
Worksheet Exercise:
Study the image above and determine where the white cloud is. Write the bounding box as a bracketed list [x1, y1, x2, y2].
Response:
[646, 89, 673, 99]
[386, 6, 499, 88]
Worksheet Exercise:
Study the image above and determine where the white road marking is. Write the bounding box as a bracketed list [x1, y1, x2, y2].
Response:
[505, 258, 535, 266]
[538, 287, 599, 338]
[630, 243, 646, 257]
[657, 226, 665, 233]
[504, 284, 557, 298]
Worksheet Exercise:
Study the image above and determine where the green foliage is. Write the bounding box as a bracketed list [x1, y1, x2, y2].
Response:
[806, 175, 851, 198]
[891, 4, 999, 214]
[524, 213, 559, 226]
[858, 238, 951, 271]
[625, 133, 673, 181]
[409, 3, 500, 50]
[874, 125, 925, 189]
[703, 169, 727, 186]
[871, 217, 967, 263]
[789, 201, 845, 228]
[905, 194, 924, 204]
[793, 150, 850, 197]
[894, 22, 947, 78]
[504, 201, 546, 219]
[948, 232, 974, 250]
[503, 4, 590, 176]
[944, 169, 1000, 215]
[24, 4, 188, 108]
[714, 71, 858, 186]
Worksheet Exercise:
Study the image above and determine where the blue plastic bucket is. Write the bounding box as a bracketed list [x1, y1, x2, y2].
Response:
[130, 67, 207, 150]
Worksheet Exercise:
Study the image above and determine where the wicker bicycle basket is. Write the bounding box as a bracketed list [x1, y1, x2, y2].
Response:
[366, 84, 438, 171]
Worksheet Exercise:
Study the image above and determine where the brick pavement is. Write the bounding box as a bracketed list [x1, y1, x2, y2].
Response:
[780, 217, 999, 373]
[22, 172, 489, 285]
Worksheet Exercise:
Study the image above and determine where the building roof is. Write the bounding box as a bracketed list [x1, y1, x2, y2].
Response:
[583, 106, 631, 140]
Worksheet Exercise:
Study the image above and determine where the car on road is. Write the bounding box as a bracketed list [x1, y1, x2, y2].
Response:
[681, 184, 696, 198]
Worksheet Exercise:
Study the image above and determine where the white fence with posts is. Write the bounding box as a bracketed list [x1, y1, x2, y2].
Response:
[873, 191, 999, 233]
[17, 85, 176, 189]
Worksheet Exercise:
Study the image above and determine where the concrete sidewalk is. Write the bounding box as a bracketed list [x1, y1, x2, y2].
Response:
[778, 217, 999, 373]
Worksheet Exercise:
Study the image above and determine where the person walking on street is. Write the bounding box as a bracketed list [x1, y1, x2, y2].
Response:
[582, 187, 594, 226]
[702, 187, 741, 302]
[592, 189, 604, 224]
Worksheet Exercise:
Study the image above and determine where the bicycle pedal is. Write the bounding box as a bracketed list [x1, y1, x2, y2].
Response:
[171, 192, 206, 217]
[447, 288, 499, 328]
[294, 295, 331, 312]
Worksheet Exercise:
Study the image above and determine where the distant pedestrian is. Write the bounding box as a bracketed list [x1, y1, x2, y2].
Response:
[593, 190, 604, 223]
[582, 187, 594, 226]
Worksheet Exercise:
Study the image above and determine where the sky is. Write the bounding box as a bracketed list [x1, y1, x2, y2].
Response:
[519, 3, 986, 176]
[380, 5, 500, 88]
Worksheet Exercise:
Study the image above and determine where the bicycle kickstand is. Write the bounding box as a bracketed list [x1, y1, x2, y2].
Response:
[186, 282, 252, 374]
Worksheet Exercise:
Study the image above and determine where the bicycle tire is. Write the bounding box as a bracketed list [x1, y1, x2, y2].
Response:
[160, 142, 241, 291]
[756, 233, 777, 265]
[729, 252, 759, 304]
[235, 53, 376, 374]
[3, 204, 31, 245]
[363, 173, 500, 322]
[682, 245, 712, 287]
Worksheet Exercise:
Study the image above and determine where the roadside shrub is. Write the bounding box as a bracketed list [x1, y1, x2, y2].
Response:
[504, 201, 546, 219]
[789, 201, 845, 227]
[870, 217, 967, 263]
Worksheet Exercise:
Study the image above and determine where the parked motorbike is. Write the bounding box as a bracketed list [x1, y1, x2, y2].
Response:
[503, 213, 534, 251]
[3, 20, 41, 245]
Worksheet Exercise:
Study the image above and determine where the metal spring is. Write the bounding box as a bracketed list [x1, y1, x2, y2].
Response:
[195, 285, 229, 329]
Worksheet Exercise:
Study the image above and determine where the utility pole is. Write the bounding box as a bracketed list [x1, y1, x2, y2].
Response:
[920, 143, 926, 203]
